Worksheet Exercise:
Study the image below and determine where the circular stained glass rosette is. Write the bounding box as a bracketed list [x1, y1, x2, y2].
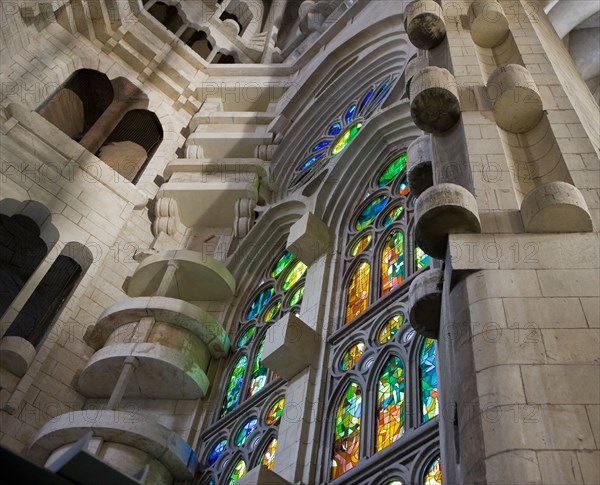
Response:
[351, 234, 372, 256]
[378, 154, 406, 187]
[265, 397, 285, 425]
[207, 439, 227, 466]
[377, 314, 404, 344]
[227, 460, 247, 485]
[288, 286, 305, 307]
[271, 251, 294, 278]
[382, 206, 404, 227]
[282, 261, 308, 291]
[246, 287, 275, 320]
[264, 300, 282, 323]
[237, 325, 256, 348]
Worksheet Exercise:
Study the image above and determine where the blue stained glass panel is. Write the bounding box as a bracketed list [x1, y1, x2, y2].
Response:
[312, 140, 332, 152]
[358, 89, 374, 115]
[329, 122, 342, 136]
[345, 104, 357, 124]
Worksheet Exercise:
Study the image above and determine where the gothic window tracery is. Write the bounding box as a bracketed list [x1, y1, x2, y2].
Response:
[289, 76, 397, 191]
[321, 153, 439, 484]
[199, 248, 306, 483]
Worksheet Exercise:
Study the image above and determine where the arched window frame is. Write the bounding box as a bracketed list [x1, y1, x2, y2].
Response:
[319, 152, 440, 483]
[199, 246, 306, 483]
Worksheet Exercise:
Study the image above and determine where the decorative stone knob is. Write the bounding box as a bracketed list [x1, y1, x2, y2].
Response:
[407, 134, 434, 196]
[405, 0, 447, 50]
[469, 0, 510, 48]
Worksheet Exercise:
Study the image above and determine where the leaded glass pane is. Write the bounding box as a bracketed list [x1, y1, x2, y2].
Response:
[376, 356, 405, 451]
[377, 314, 404, 344]
[351, 234, 372, 256]
[265, 397, 285, 425]
[261, 438, 278, 470]
[227, 459, 246, 485]
[207, 439, 227, 465]
[234, 417, 257, 446]
[332, 122, 362, 156]
[237, 326, 255, 348]
[331, 382, 362, 479]
[339, 342, 365, 371]
[246, 287, 274, 320]
[221, 354, 248, 416]
[378, 154, 406, 187]
[345, 262, 370, 323]
[247, 337, 268, 397]
[420, 338, 439, 423]
[381, 231, 404, 296]
[356, 196, 388, 230]
[416, 246, 430, 270]
[424, 457, 442, 484]
[271, 251, 294, 278]
[282, 261, 308, 291]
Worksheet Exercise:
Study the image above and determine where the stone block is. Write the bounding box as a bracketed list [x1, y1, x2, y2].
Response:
[405, 0, 446, 50]
[0, 336, 36, 377]
[408, 268, 443, 338]
[537, 451, 584, 484]
[236, 465, 291, 485]
[485, 451, 541, 485]
[521, 364, 600, 404]
[262, 314, 319, 381]
[286, 212, 330, 266]
[406, 134, 433, 196]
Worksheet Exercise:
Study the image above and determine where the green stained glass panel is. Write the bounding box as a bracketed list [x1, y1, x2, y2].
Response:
[237, 326, 255, 348]
[339, 342, 365, 371]
[265, 397, 285, 425]
[289, 286, 305, 307]
[227, 459, 247, 485]
[221, 354, 248, 416]
[381, 231, 404, 296]
[264, 300, 281, 323]
[376, 356, 405, 451]
[420, 338, 439, 422]
[383, 206, 404, 227]
[271, 251, 294, 278]
[247, 337, 268, 397]
[356, 196, 389, 231]
[378, 154, 406, 186]
[416, 246, 431, 270]
[377, 314, 404, 344]
[331, 382, 361, 479]
[424, 457, 442, 484]
[246, 287, 274, 320]
[282, 261, 307, 291]
[332, 122, 362, 156]
[234, 417, 257, 446]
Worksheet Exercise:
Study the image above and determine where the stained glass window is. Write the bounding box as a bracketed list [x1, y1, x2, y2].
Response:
[424, 457, 442, 484]
[207, 439, 227, 465]
[378, 154, 407, 187]
[331, 382, 362, 479]
[227, 459, 247, 485]
[246, 287, 274, 320]
[247, 337, 268, 397]
[234, 417, 257, 446]
[420, 338, 439, 423]
[377, 314, 404, 344]
[398, 176, 410, 196]
[376, 356, 405, 451]
[351, 234, 372, 256]
[381, 231, 404, 296]
[271, 251, 294, 278]
[261, 438, 278, 470]
[290, 77, 396, 190]
[237, 326, 255, 348]
[345, 262, 370, 323]
[339, 342, 365, 371]
[388, 481, 403, 485]
[264, 300, 281, 323]
[383, 206, 404, 227]
[265, 397, 285, 425]
[222, 355, 248, 416]
[282, 261, 308, 291]
[356, 196, 389, 230]
[416, 246, 430, 271]
[288, 286, 305, 307]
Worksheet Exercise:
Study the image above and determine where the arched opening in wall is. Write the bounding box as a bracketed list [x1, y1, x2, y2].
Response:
[213, 52, 236, 64]
[3, 243, 92, 349]
[0, 213, 48, 319]
[97, 109, 164, 183]
[219, 10, 244, 36]
[37, 69, 113, 142]
[147, 1, 184, 33]
[183, 29, 213, 59]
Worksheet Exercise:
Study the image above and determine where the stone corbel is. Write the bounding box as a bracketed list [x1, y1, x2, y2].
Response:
[408, 268, 443, 339]
[152, 197, 179, 237]
[286, 212, 330, 266]
[0, 336, 36, 377]
[234, 198, 258, 238]
[236, 465, 291, 485]
[262, 314, 319, 381]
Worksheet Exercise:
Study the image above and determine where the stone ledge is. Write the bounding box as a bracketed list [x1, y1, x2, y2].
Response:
[78, 342, 210, 399]
[86, 296, 230, 358]
[29, 411, 197, 481]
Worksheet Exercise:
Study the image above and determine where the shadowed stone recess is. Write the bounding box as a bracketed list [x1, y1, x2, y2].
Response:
[415, 183, 481, 259]
[407, 134, 434, 196]
[487, 64, 544, 134]
[521, 181, 594, 233]
[405, 0, 447, 50]
[409, 268, 443, 339]
[410, 67, 461, 134]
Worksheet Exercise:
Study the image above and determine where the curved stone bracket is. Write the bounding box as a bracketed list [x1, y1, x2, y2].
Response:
[405, 0, 447, 50]
[0, 336, 36, 377]
[469, 0, 510, 48]
[86, 296, 231, 357]
[521, 181, 594, 233]
[407, 134, 434, 196]
[127, 250, 236, 301]
[29, 411, 198, 481]
[409, 268, 443, 339]
[415, 183, 482, 259]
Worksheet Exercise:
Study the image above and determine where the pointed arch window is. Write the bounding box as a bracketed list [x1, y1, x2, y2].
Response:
[200, 247, 305, 483]
[321, 151, 440, 483]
